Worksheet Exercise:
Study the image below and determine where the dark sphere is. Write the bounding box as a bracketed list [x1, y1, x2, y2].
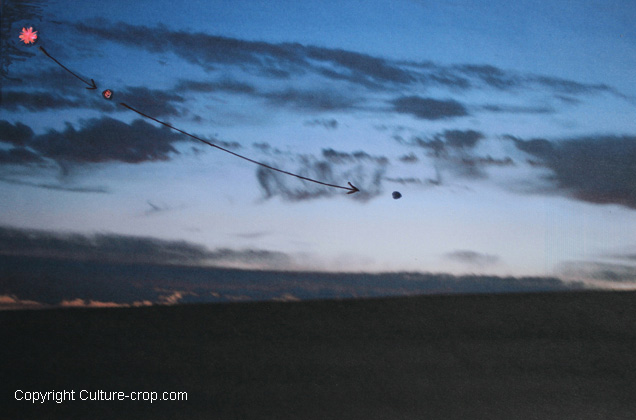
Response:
[392, 191, 402, 199]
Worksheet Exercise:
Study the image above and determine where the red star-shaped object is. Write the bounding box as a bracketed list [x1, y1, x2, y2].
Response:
[19, 27, 38, 44]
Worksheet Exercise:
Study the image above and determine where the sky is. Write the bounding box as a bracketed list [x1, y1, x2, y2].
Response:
[1, 0, 636, 291]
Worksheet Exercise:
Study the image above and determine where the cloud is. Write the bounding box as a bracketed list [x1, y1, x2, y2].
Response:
[481, 104, 554, 114]
[398, 153, 418, 163]
[303, 45, 415, 86]
[509, 134, 636, 209]
[0, 226, 291, 267]
[235, 231, 271, 239]
[0, 294, 44, 310]
[256, 148, 388, 201]
[59, 298, 152, 308]
[394, 129, 518, 181]
[69, 19, 623, 102]
[205, 248, 290, 268]
[304, 118, 339, 129]
[72, 20, 413, 87]
[1, 84, 187, 116]
[391, 96, 468, 120]
[384, 177, 425, 185]
[558, 261, 636, 288]
[442, 129, 484, 149]
[2, 68, 87, 93]
[321, 148, 388, 165]
[461, 156, 514, 167]
[610, 252, 636, 262]
[264, 88, 360, 111]
[175, 79, 257, 95]
[25, 117, 185, 164]
[531, 75, 612, 95]
[115, 86, 186, 117]
[0, 253, 585, 311]
[445, 250, 500, 267]
[0, 120, 34, 145]
[0, 148, 45, 164]
[0, 176, 109, 193]
[0, 90, 82, 112]
[142, 200, 189, 216]
[73, 20, 305, 75]
[156, 290, 194, 305]
[400, 129, 484, 159]
[455, 64, 519, 90]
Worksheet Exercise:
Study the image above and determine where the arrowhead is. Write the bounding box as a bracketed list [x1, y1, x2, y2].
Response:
[86, 79, 97, 90]
[346, 182, 360, 194]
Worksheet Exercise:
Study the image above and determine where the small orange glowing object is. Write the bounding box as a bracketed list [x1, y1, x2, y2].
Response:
[19, 27, 38, 44]
[102, 89, 113, 100]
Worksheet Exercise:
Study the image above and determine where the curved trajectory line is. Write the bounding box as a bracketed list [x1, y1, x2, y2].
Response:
[119, 102, 360, 194]
[39, 46, 97, 89]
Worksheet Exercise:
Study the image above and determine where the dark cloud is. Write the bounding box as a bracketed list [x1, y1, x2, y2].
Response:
[144, 200, 168, 216]
[1, 83, 186, 116]
[256, 149, 388, 201]
[0, 120, 34, 145]
[322, 148, 388, 165]
[0, 226, 289, 266]
[175, 79, 257, 95]
[505, 135, 554, 157]
[445, 250, 500, 267]
[115, 86, 186, 117]
[611, 252, 636, 262]
[66, 19, 626, 104]
[0, 252, 582, 309]
[1, 62, 189, 118]
[303, 45, 415, 86]
[252, 142, 280, 154]
[235, 231, 271, 239]
[0, 177, 108, 193]
[443, 129, 483, 149]
[398, 153, 418, 163]
[2, 68, 91, 94]
[264, 89, 359, 111]
[27, 117, 185, 164]
[405, 129, 484, 154]
[554, 95, 582, 105]
[0, 147, 43, 164]
[73, 21, 413, 87]
[425, 68, 472, 89]
[384, 177, 424, 185]
[559, 261, 636, 284]
[304, 118, 339, 129]
[509, 135, 636, 209]
[481, 104, 554, 114]
[391, 96, 468, 120]
[1, 117, 231, 170]
[455, 65, 519, 90]
[205, 248, 290, 266]
[532, 76, 612, 95]
[461, 156, 514, 167]
[0, 90, 82, 111]
[396, 129, 511, 181]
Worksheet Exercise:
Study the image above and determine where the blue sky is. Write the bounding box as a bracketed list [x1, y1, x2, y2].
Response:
[2, 0, 636, 289]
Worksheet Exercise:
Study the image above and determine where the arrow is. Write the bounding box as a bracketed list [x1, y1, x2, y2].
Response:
[39, 46, 98, 89]
[119, 102, 360, 195]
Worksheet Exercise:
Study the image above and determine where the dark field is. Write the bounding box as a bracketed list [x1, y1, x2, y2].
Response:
[2, 290, 636, 419]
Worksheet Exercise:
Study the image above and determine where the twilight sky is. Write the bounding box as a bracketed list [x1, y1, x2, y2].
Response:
[1, 0, 636, 288]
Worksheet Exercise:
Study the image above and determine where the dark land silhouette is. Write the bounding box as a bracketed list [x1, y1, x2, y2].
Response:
[3, 290, 636, 419]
